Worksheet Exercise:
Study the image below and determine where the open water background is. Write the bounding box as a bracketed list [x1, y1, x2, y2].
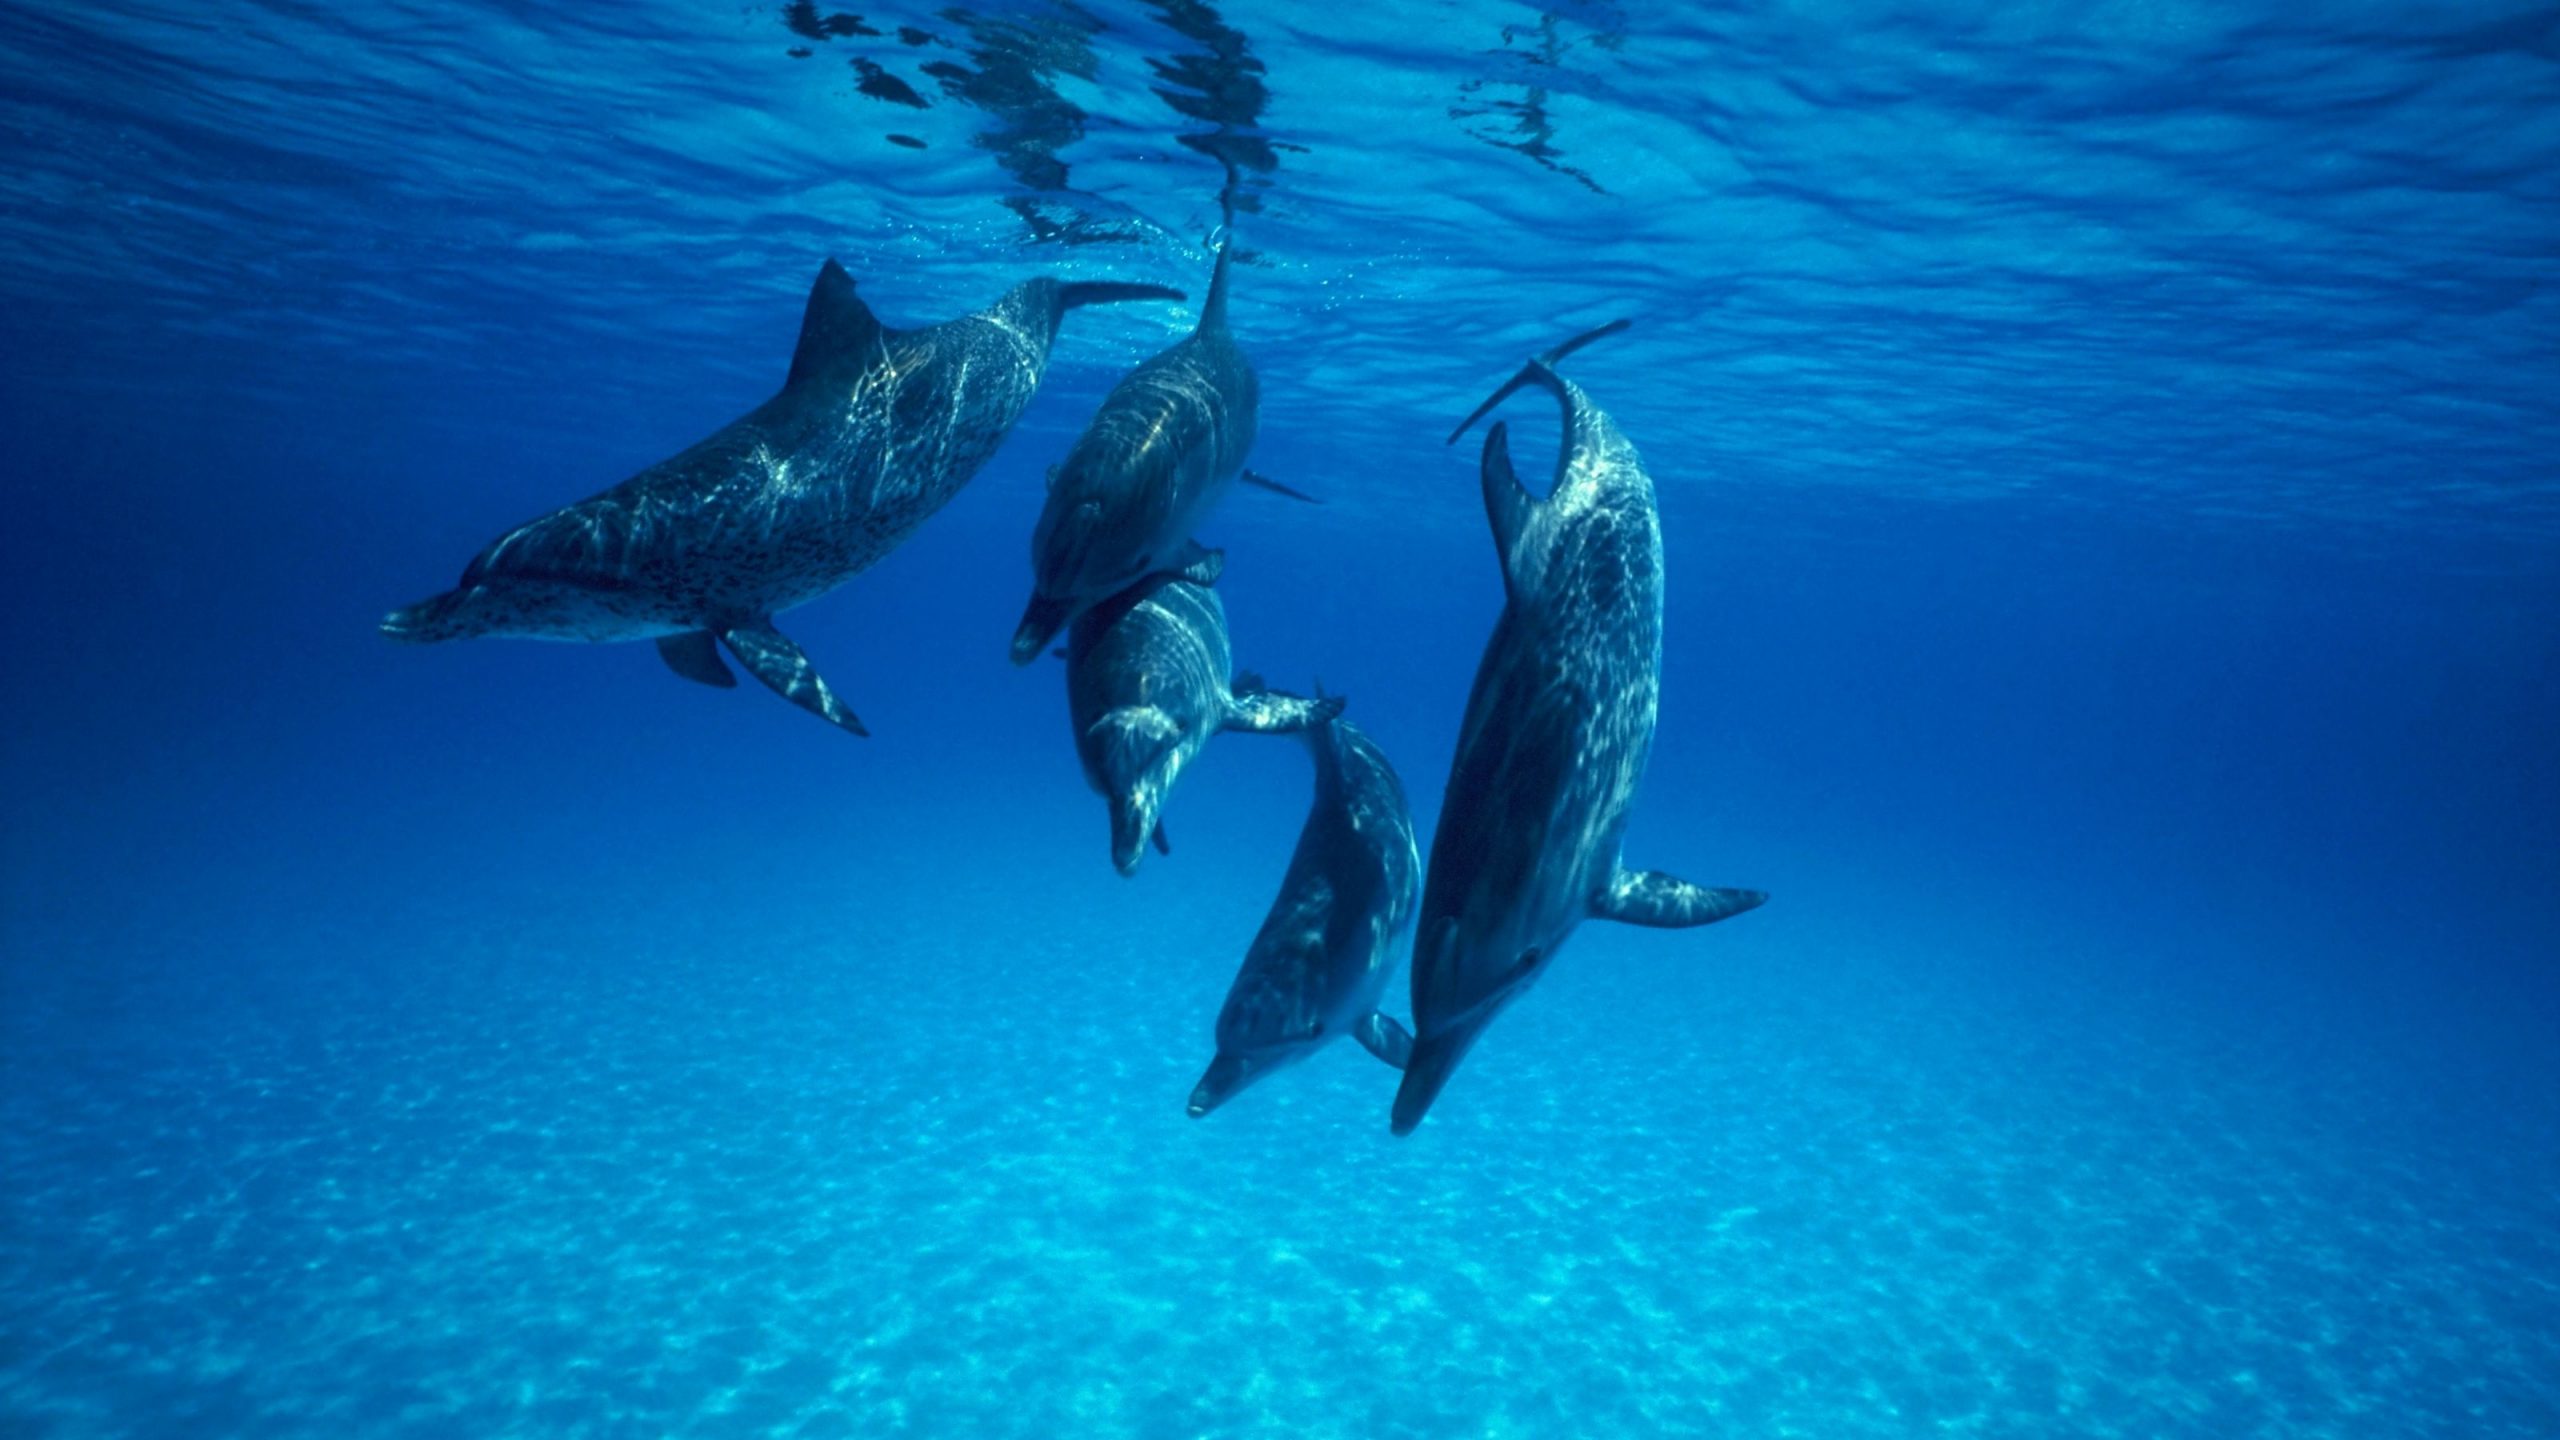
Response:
[3, 2, 2556, 1436]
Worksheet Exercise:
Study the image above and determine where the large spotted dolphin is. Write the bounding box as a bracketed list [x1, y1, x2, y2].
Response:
[1065, 566, 1336, 876]
[383, 263, 1183, 734]
[1188, 712, 1419, 1118]
[1391, 320, 1767, 1136]
[1009, 242, 1308, 666]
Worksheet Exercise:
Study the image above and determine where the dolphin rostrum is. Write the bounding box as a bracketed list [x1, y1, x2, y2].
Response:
[1011, 243, 1307, 666]
[1189, 711, 1420, 1118]
[1065, 564, 1337, 876]
[1392, 320, 1766, 1136]
[384, 263, 1183, 734]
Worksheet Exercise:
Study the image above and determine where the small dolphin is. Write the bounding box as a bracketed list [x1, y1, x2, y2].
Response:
[1392, 320, 1767, 1136]
[1011, 242, 1307, 665]
[384, 263, 1183, 734]
[1189, 712, 1420, 1118]
[1065, 563, 1337, 876]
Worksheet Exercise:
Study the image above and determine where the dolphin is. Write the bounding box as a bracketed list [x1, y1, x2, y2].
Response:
[1189, 712, 1420, 1118]
[383, 263, 1183, 734]
[1065, 563, 1337, 876]
[1391, 320, 1767, 1136]
[1011, 242, 1306, 666]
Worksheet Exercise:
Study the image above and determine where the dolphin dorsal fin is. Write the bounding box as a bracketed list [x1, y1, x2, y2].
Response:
[786, 260, 884, 389]
[1479, 421, 1535, 593]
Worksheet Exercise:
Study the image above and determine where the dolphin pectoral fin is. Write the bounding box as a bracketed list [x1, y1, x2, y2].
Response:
[720, 620, 869, 736]
[1152, 820, 1172, 856]
[1222, 682, 1343, 735]
[1598, 869, 1767, 929]
[1354, 1013, 1414, 1071]
[1241, 470, 1323, 504]
[1173, 541, 1225, 587]
[1058, 281, 1186, 312]
[655, 631, 737, 688]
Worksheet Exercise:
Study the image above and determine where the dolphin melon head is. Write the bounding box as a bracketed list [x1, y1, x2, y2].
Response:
[1013, 499, 1108, 664]
[1088, 705, 1183, 875]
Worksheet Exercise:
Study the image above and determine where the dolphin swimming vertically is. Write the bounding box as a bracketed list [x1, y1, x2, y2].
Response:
[1064, 564, 1337, 876]
[384, 263, 1184, 734]
[1188, 712, 1420, 1118]
[1011, 242, 1303, 665]
[1391, 320, 1766, 1136]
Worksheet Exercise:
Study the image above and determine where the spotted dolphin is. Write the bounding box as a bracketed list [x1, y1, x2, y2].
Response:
[1189, 712, 1420, 1118]
[1010, 243, 1308, 666]
[1065, 565, 1337, 876]
[383, 263, 1183, 734]
[1391, 320, 1766, 1136]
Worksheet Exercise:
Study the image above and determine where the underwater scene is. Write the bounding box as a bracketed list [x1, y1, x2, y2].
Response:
[2, 1, 2556, 1436]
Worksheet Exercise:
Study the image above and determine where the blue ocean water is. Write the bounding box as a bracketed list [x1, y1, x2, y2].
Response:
[4, 0, 2557, 1435]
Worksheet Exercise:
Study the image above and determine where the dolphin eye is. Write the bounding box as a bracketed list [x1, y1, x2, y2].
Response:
[1509, 948, 1542, 982]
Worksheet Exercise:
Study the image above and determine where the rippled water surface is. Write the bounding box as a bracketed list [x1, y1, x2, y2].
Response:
[3, 2, 2556, 1438]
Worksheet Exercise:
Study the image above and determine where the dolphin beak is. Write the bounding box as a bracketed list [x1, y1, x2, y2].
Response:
[1011, 594, 1071, 666]
[1108, 797, 1157, 876]
[1389, 1012, 1498, 1136]
[1187, 1053, 1248, 1118]
[380, 590, 466, 644]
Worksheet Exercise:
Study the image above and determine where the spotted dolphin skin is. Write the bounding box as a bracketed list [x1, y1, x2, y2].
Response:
[1065, 566, 1338, 876]
[383, 264, 1183, 734]
[1010, 243, 1279, 666]
[1391, 320, 1767, 1136]
[1189, 713, 1420, 1118]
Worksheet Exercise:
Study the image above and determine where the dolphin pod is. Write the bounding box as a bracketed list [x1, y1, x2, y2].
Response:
[383, 263, 1182, 734]
[386, 247, 1764, 1134]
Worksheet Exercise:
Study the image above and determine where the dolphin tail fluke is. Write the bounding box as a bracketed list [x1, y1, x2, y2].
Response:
[720, 620, 868, 736]
[1597, 869, 1767, 928]
[656, 631, 737, 688]
[786, 261, 886, 389]
[1058, 281, 1187, 312]
[1241, 469, 1322, 504]
[1354, 1013, 1414, 1071]
[1199, 241, 1235, 332]
[1538, 317, 1635, 369]
[1447, 317, 1633, 444]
